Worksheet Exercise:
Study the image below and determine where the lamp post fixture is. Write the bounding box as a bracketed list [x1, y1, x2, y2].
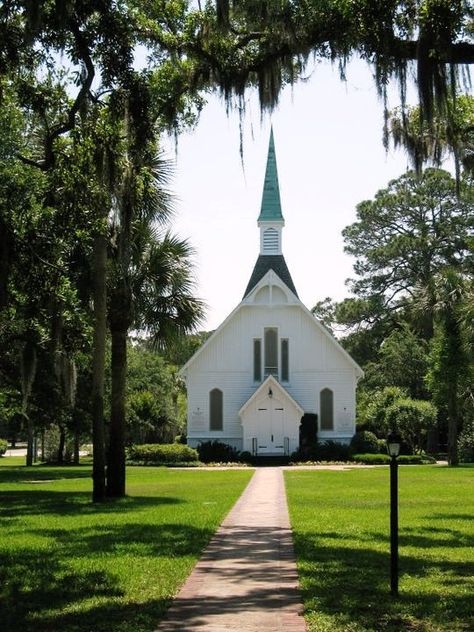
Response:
[387, 430, 401, 597]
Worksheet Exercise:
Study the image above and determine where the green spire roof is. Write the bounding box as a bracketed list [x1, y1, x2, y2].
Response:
[258, 128, 284, 222]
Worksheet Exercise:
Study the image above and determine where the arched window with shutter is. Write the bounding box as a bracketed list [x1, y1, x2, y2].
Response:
[209, 389, 223, 431]
[320, 388, 334, 430]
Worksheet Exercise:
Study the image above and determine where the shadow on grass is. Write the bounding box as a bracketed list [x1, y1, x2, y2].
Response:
[0, 519, 216, 632]
[0, 464, 93, 484]
[293, 530, 474, 631]
[0, 489, 182, 519]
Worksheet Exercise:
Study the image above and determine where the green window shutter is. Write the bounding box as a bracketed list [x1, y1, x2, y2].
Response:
[210, 389, 223, 431]
[281, 339, 289, 382]
[254, 339, 262, 381]
[320, 388, 334, 430]
[264, 328, 278, 377]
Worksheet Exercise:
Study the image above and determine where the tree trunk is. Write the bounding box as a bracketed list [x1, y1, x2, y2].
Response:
[26, 416, 34, 467]
[0, 215, 11, 310]
[57, 425, 66, 464]
[40, 429, 45, 462]
[447, 387, 459, 466]
[106, 325, 127, 497]
[446, 313, 460, 466]
[21, 341, 37, 467]
[73, 419, 80, 465]
[91, 232, 107, 501]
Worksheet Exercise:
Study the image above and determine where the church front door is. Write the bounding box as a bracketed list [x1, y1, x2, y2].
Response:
[256, 396, 285, 454]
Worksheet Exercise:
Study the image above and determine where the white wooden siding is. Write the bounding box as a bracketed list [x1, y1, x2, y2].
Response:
[184, 287, 360, 446]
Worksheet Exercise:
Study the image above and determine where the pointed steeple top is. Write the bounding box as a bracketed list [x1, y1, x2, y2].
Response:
[258, 127, 284, 222]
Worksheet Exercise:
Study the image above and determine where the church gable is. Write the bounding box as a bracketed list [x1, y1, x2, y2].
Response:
[243, 255, 298, 298]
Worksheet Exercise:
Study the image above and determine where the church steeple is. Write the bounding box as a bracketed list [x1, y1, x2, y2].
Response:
[243, 127, 298, 298]
[258, 128, 284, 255]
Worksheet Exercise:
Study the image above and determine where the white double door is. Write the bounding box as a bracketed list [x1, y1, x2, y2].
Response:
[256, 396, 285, 454]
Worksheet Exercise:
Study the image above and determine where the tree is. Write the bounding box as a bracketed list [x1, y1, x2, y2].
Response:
[198, 2, 474, 140]
[357, 386, 408, 434]
[385, 397, 437, 454]
[390, 95, 474, 180]
[363, 325, 430, 399]
[342, 168, 473, 337]
[105, 99, 204, 496]
[126, 344, 184, 445]
[1, 0, 204, 499]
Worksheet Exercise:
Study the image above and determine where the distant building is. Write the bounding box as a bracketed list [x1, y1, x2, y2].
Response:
[181, 130, 363, 456]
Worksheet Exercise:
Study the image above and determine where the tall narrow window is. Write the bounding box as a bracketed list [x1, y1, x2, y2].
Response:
[264, 328, 278, 377]
[209, 389, 223, 431]
[253, 339, 262, 382]
[281, 339, 289, 382]
[320, 388, 334, 430]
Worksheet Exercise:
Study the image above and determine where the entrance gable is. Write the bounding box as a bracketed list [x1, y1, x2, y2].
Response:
[239, 375, 303, 455]
[239, 375, 304, 418]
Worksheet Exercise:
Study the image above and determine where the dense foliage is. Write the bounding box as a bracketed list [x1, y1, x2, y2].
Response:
[315, 166, 473, 464]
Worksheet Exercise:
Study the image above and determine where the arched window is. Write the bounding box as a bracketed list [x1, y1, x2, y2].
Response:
[320, 388, 334, 430]
[209, 389, 223, 431]
[253, 339, 262, 381]
[264, 328, 278, 377]
[263, 228, 279, 253]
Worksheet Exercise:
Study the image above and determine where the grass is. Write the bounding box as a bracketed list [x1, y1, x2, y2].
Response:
[0, 460, 253, 632]
[285, 466, 474, 632]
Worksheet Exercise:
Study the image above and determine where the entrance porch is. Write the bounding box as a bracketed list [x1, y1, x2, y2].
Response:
[239, 375, 303, 457]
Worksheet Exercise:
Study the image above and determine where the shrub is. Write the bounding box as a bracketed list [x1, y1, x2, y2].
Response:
[458, 420, 474, 463]
[352, 453, 390, 464]
[0, 438, 7, 456]
[351, 453, 436, 465]
[317, 440, 350, 461]
[397, 454, 436, 464]
[239, 451, 253, 463]
[197, 440, 240, 463]
[292, 440, 351, 462]
[299, 413, 318, 458]
[127, 443, 199, 464]
[349, 431, 380, 454]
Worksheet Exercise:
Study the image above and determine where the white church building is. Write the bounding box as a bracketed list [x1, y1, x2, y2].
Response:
[181, 130, 363, 456]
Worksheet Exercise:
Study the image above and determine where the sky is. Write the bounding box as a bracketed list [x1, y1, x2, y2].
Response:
[162, 57, 425, 331]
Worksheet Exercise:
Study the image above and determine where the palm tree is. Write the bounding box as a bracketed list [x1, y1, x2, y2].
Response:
[106, 146, 203, 497]
[424, 270, 472, 466]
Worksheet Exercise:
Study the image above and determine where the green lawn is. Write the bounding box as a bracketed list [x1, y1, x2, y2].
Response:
[285, 466, 474, 632]
[0, 461, 253, 632]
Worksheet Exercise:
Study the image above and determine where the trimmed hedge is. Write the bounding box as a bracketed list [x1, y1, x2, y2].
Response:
[352, 453, 437, 465]
[0, 439, 7, 456]
[352, 453, 391, 464]
[398, 454, 437, 464]
[127, 443, 199, 464]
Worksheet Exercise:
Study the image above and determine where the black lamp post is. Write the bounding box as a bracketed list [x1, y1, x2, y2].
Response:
[387, 430, 401, 597]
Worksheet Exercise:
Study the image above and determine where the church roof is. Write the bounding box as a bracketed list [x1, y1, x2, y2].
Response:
[243, 254, 298, 298]
[258, 128, 284, 222]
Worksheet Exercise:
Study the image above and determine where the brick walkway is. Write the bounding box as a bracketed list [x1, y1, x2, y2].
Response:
[156, 467, 307, 631]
